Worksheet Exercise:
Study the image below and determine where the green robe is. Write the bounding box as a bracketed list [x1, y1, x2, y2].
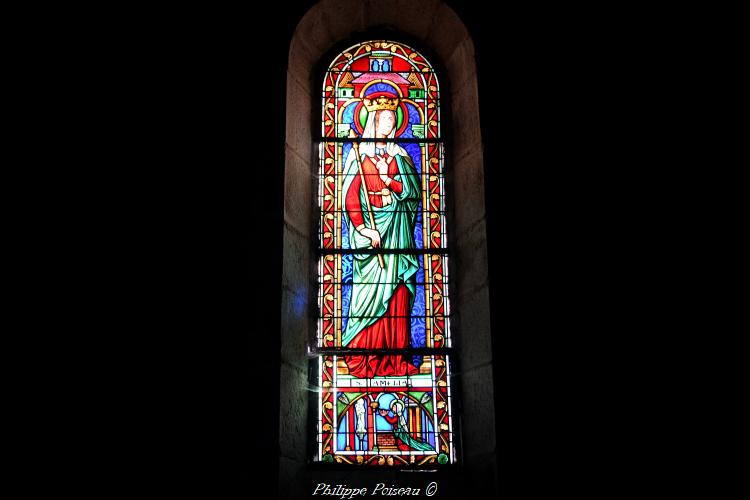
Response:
[393, 419, 434, 452]
[341, 151, 421, 347]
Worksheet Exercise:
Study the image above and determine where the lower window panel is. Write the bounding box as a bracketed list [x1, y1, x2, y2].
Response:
[316, 354, 455, 466]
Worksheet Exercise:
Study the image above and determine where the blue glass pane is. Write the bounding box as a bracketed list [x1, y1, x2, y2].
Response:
[395, 102, 421, 140]
[424, 412, 435, 446]
[341, 214, 351, 250]
[404, 143, 421, 173]
[413, 201, 423, 249]
[337, 416, 347, 451]
[364, 82, 399, 97]
[342, 142, 352, 172]
[342, 101, 357, 129]
[410, 252, 426, 349]
[341, 252, 353, 333]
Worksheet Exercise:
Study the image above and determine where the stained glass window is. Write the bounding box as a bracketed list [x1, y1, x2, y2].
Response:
[315, 40, 454, 467]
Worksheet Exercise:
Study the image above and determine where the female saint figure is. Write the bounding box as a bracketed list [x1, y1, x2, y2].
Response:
[342, 94, 421, 378]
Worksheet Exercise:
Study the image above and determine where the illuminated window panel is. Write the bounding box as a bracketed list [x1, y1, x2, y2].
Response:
[317, 254, 451, 349]
[318, 143, 445, 250]
[316, 40, 453, 467]
[321, 41, 440, 140]
[317, 355, 455, 466]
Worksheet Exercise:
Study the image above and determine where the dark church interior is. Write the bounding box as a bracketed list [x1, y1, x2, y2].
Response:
[104, 1, 673, 498]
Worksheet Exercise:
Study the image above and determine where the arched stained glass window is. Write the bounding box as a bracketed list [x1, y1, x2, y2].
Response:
[316, 40, 454, 467]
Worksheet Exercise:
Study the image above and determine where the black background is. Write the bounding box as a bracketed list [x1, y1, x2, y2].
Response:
[100, 2, 675, 497]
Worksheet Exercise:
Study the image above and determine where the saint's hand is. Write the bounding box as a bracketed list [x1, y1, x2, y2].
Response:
[360, 228, 381, 248]
[378, 409, 388, 417]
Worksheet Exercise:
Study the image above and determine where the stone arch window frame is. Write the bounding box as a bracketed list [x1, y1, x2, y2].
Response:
[280, 1, 495, 496]
[310, 32, 457, 468]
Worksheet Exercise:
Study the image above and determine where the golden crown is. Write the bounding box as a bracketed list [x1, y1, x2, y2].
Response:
[363, 96, 399, 112]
